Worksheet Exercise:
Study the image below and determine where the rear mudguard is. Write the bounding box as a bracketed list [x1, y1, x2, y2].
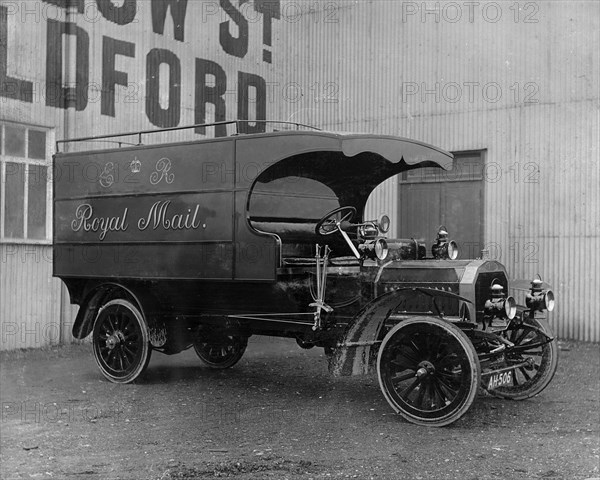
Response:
[71, 282, 161, 339]
[328, 287, 472, 376]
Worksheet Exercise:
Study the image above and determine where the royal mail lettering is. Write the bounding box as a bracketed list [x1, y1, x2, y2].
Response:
[71, 201, 203, 241]
[137, 201, 202, 231]
[71, 203, 129, 241]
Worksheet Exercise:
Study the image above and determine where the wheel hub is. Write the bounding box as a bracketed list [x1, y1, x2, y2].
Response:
[106, 331, 125, 350]
[416, 360, 435, 378]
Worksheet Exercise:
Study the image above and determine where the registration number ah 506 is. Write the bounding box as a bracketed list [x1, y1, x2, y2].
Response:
[487, 370, 513, 390]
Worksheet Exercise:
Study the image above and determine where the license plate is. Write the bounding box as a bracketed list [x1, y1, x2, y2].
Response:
[486, 370, 513, 390]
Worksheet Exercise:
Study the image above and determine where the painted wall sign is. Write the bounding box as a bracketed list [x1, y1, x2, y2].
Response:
[0, 0, 281, 135]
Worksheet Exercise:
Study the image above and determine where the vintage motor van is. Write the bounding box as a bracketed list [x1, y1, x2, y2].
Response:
[53, 121, 557, 426]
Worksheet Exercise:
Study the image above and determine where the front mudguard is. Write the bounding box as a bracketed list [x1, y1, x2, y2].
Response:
[328, 287, 472, 376]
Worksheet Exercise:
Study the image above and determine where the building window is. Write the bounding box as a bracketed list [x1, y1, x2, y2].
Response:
[0, 123, 53, 243]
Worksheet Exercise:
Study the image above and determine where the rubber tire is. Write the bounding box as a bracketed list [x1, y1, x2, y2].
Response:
[377, 317, 481, 427]
[92, 299, 151, 384]
[491, 317, 558, 400]
[193, 335, 247, 369]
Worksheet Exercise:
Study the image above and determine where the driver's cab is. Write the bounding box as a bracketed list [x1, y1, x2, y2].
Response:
[247, 151, 390, 265]
[248, 169, 349, 262]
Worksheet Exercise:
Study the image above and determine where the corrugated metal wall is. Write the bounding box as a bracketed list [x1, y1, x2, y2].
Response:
[278, 1, 599, 341]
[0, 245, 78, 350]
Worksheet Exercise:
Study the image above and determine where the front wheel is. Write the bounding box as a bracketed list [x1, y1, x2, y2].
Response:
[92, 299, 152, 384]
[491, 317, 558, 400]
[377, 317, 480, 427]
[193, 334, 247, 369]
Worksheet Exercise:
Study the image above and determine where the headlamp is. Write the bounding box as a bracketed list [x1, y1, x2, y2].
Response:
[446, 240, 459, 260]
[484, 283, 517, 320]
[359, 238, 389, 261]
[374, 238, 389, 260]
[431, 226, 459, 260]
[526, 278, 555, 312]
[378, 215, 390, 234]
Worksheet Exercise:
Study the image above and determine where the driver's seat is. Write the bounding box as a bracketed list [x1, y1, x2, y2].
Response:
[250, 218, 355, 262]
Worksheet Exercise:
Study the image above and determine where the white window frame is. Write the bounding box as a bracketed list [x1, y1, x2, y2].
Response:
[0, 121, 54, 245]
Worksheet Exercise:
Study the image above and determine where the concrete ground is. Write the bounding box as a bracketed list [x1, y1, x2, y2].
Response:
[0, 336, 598, 480]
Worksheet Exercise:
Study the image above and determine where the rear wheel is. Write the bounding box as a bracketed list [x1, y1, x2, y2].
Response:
[193, 334, 247, 369]
[377, 317, 480, 427]
[92, 299, 151, 384]
[491, 317, 558, 400]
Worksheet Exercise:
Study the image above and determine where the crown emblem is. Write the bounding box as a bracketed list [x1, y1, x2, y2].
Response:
[129, 157, 141, 173]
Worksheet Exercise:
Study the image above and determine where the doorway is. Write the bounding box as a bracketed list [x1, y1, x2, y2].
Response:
[398, 151, 485, 260]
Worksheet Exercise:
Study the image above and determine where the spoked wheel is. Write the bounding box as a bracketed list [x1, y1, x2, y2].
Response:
[491, 317, 558, 400]
[193, 334, 247, 369]
[92, 299, 151, 384]
[377, 317, 480, 427]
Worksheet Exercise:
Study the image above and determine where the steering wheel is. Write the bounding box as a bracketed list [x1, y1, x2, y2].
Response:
[315, 206, 357, 236]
